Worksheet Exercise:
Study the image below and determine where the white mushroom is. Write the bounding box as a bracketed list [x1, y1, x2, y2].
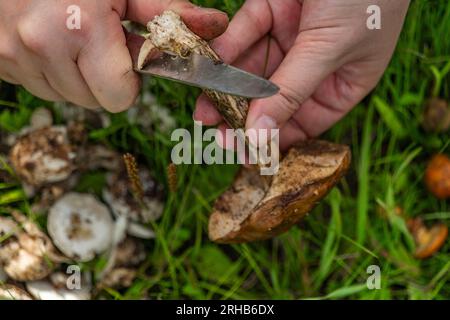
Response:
[26, 272, 91, 300]
[103, 168, 164, 239]
[113, 237, 146, 268]
[47, 193, 114, 262]
[127, 93, 176, 134]
[30, 107, 53, 130]
[77, 144, 122, 172]
[0, 244, 52, 282]
[0, 213, 64, 281]
[9, 126, 76, 186]
[0, 284, 33, 300]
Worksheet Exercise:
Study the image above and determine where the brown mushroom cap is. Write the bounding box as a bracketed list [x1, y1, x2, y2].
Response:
[410, 218, 448, 259]
[209, 140, 351, 243]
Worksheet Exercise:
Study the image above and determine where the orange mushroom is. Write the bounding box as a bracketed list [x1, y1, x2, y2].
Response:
[407, 218, 448, 259]
[424, 154, 450, 199]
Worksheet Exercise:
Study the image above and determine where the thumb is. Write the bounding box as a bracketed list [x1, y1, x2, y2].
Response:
[246, 40, 338, 134]
[126, 0, 229, 40]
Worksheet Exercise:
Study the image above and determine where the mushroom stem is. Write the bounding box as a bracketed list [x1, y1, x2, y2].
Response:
[140, 11, 249, 130]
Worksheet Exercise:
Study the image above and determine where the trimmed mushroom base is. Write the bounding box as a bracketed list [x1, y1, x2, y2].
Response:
[139, 10, 249, 130]
[209, 140, 351, 243]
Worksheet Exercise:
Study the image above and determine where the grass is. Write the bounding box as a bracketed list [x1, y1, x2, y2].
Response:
[1, 0, 449, 300]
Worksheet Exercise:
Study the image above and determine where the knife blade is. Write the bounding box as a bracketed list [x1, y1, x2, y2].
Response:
[134, 52, 279, 99]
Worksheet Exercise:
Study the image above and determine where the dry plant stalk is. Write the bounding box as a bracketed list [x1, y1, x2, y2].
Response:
[138, 10, 249, 130]
[167, 163, 178, 193]
[123, 153, 144, 202]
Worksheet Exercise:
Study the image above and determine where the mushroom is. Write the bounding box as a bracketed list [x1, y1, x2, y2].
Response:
[407, 217, 448, 259]
[113, 237, 146, 268]
[26, 271, 92, 300]
[9, 126, 76, 187]
[127, 93, 176, 135]
[97, 221, 146, 289]
[0, 284, 33, 300]
[30, 107, 53, 130]
[422, 98, 450, 133]
[98, 268, 137, 290]
[424, 154, 450, 199]
[103, 167, 164, 239]
[0, 267, 7, 283]
[0, 212, 65, 281]
[76, 144, 122, 172]
[47, 193, 114, 262]
[209, 140, 351, 243]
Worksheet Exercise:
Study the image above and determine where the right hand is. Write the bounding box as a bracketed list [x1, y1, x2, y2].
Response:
[0, 0, 228, 111]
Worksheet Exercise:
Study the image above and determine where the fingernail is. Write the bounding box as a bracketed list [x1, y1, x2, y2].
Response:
[249, 115, 277, 131]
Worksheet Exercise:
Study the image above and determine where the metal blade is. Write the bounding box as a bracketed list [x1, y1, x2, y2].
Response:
[135, 52, 279, 99]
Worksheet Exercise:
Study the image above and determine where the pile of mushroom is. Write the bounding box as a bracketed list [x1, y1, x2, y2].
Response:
[0, 105, 165, 299]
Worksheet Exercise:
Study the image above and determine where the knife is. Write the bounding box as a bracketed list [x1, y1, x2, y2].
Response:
[133, 52, 279, 99]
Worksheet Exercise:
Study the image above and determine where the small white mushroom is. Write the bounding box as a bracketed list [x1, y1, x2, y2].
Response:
[127, 222, 156, 240]
[47, 193, 114, 262]
[26, 272, 92, 300]
[9, 126, 76, 186]
[0, 284, 33, 300]
[30, 107, 53, 130]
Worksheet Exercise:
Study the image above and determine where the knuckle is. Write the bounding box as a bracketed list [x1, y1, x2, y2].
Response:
[73, 10, 94, 40]
[278, 84, 304, 115]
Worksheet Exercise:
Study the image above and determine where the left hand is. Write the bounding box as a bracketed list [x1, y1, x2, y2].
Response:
[194, 0, 410, 151]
